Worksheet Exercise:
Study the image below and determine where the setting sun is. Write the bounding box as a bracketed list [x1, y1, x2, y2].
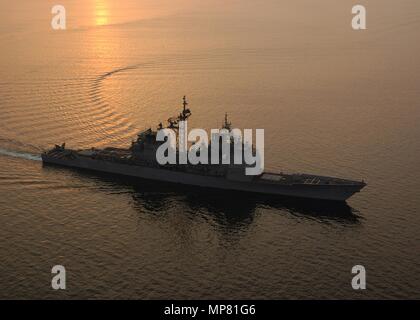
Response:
[94, 0, 109, 26]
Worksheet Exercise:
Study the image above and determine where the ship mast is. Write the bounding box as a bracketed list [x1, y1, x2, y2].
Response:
[180, 95, 191, 121]
[165, 96, 192, 131]
[183, 95, 188, 113]
[223, 112, 232, 131]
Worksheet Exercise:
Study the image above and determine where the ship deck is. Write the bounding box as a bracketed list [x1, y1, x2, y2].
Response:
[259, 172, 365, 187]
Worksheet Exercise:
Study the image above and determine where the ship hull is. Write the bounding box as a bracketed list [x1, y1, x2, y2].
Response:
[41, 154, 363, 201]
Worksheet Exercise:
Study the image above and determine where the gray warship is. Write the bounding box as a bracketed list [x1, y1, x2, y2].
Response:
[42, 97, 366, 201]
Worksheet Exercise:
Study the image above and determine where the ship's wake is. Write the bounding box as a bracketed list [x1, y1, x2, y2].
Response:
[0, 138, 43, 161]
[0, 148, 41, 161]
[81, 64, 143, 147]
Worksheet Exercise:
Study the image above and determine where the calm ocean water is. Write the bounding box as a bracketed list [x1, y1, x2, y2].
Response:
[0, 0, 419, 299]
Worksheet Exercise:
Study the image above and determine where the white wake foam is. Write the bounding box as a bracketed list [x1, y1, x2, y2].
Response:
[0, 148, 42, 161]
